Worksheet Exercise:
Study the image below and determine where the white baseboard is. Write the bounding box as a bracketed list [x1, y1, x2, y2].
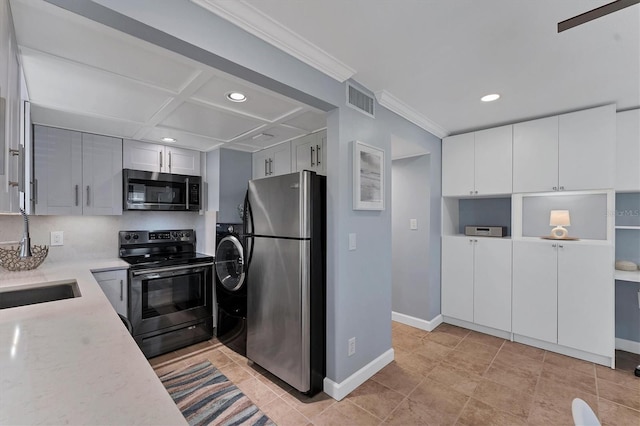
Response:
[323, 348, 394, 401]
[391, 312, 443, 332]
[443, 317, 512, 340]
[615, 337, 640, 355]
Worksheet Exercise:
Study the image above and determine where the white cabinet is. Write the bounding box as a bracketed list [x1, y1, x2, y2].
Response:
[291, 130, 326, 175]
[513, 105, 615, 193]
[34, 126, 122, 215]
[615, 109, 640, 192]
[513, 240, 613, 357]
[442, 236, 512, 332]
[442, 125, 512, 197]
[92, 269, 128, 317]
[123, 140, 201, 176]
[252, 142, 291, 179]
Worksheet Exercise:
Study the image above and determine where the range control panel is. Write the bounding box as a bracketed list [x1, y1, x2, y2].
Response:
[119, 229, 195, 245]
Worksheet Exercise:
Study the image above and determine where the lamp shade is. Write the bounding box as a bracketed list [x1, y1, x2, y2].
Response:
[550, 210, 571, 227]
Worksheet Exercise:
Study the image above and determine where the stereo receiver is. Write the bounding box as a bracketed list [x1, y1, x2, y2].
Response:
[464, 226, 507, 237]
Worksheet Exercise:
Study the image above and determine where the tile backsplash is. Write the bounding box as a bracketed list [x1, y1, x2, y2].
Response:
[0, 211, 216, 263]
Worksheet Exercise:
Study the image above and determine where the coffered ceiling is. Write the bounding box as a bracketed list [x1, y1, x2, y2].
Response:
[9, 0, 326, 152]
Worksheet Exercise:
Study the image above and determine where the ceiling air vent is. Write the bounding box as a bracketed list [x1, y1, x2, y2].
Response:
[347, 84, 375, 118]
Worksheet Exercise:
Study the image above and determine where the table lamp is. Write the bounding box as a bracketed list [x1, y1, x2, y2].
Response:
[550, 210, 571, 239]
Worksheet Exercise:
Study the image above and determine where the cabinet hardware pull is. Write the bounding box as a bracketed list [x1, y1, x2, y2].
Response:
[553, 186, 558, 191]
[9, 148, 19, 156]
[310, 146, 315, 166]
[86, 186, 90, 206]
[264, 159, 268, 176]
[316, 145, 321, 165]
[469, 190, 473, 195]
[185, 178, 190, 210]
[168, 151, 172, 171]
[474, 190, 478, 194]
[558, 244, 564, 248]
[559, 186, 564, 191]
[552, 244, 557, 248]
[75, 185, 79, 206]
[8, 181, 18, 187]
[34, 179, 38, 204]
[269, 158, 273, 175]
[120, 279, 123, 301]
[159, 152, 163, 169]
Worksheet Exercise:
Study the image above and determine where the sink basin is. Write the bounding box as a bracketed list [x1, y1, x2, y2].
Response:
[0, 281, 81, 309]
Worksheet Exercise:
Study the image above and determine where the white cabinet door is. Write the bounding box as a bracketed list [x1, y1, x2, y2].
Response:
[474, 125, 512, 196]
[271, 142, 292, 176]
[252, 150, 269, 179]
[615, 109, 640, 192]
[559, 104, 615, 191]
[474, 238, 512, 332]
[512, 241, 558, 344]
[93, 269, 128, 317]
[442, 133, 475, 197]
[82, 133, 122, 215]
[292, 130, 326, 175]
[513, 116, 559, 193]
[166, 146, 201, 176]
[441, 236, 474, 322]
[34, 126, 83, 215]
[123, 140, 163, 173]
[557, 243, 613, 357]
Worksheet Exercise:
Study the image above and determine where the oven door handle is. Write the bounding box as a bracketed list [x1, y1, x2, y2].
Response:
[131, 262, 214, 276]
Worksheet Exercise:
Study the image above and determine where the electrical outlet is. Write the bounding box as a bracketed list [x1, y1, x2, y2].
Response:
[348, 337, 356, 356]
[50, 231, 64, 246]
[410, 219, 418, 230]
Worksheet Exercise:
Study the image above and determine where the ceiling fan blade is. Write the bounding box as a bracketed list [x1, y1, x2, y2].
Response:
[558, 0, 640, 32]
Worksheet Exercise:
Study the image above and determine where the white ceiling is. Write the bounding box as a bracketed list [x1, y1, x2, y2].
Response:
[195, 0, 640, 136]
[9, 0, 327, 152]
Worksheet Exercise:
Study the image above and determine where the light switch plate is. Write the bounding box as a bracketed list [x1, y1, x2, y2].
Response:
[348, 233, 356, 251]
[410, 219, 418, 230]
[50, 231, 64, 246]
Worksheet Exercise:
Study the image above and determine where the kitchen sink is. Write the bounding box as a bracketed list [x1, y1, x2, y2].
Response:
[0, 281, 80, 309]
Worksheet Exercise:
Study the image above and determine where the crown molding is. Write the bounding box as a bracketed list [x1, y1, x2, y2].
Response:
[191, 0, 356, 83]
[375, 90, 448, 139]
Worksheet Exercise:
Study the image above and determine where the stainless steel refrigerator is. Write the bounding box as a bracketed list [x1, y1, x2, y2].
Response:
[244, 170, 325, 395]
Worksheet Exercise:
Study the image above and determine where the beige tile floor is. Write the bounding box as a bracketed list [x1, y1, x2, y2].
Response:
[150, 322, 640, 425]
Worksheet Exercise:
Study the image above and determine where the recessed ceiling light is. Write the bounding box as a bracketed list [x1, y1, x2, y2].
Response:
[481, 93, 500, 102]
[226, 92, 247, 102]
[161, 137, 177, 143]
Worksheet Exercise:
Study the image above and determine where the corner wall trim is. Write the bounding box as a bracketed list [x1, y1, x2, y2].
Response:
[392, 312, 443, 332]
[323, 348, 394, 401]
[616, 337, 640, 355]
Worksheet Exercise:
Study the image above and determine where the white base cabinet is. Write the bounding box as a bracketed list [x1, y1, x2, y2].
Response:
[92, 269, 128, 317]
[513, 240, 613, 358]
[34, 126, 122, 215]
[123, 140, 201, 176]
[442, 236, 512, 332]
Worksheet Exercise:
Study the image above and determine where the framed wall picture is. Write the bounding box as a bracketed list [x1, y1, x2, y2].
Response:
[353, 141, 384, 210]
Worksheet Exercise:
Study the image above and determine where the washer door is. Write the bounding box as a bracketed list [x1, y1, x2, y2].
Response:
[215, 235, 246, 291]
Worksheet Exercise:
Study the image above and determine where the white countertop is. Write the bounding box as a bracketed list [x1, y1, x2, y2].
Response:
[0, 259, 187, 425]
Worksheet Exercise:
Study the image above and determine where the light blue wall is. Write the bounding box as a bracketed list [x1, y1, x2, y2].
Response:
[45, 0, 442, 384]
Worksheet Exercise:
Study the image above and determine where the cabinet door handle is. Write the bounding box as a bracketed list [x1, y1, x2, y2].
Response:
[269, 158, 273, 175]
[559, 186, 564, 191]
[558, 244, 564, 249]
[469, 190, 473, 195]
[33, 179, 38, 204]
[159, 151, 163, 170]
[553, 186, 558, 191]
[75, 185, 79, 206]
[310, 146, 315, 166]
[86, 186, 90, 206]
[316, 145, 321, 165]
[168, 151, 172, 171]
[552, 244, 557, 248]
[264, 159, 268, 175]
[474, 190, 478, 194]
[120, 279, 123, 301]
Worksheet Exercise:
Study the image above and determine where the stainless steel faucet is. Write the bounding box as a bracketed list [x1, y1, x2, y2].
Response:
[19, 208, 33, 258]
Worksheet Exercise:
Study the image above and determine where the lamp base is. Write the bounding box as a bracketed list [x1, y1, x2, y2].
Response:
[550, 226, 568, 239]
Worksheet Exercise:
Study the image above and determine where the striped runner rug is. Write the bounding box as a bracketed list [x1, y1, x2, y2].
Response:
[159, 360, 275, 426]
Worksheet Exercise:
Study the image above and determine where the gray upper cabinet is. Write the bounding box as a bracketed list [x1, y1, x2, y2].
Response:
[34, 125, 122, 215]
[291, 129, 326, 175]
[615, 109, 640, 192]
[252, 142, 291, 179]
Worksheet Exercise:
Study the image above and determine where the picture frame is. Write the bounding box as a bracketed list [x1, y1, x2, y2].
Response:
[353, 141, 384, 210]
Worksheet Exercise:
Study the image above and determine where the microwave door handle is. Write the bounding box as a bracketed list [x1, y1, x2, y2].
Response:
[185, 177, 189, 210]
[131, 262, 214, 276]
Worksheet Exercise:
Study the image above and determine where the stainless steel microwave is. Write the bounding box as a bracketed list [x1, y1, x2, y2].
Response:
[123, 169, 201, 211]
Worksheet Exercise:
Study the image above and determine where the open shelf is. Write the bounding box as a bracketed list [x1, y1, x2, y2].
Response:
[615, 269, 640, 283]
